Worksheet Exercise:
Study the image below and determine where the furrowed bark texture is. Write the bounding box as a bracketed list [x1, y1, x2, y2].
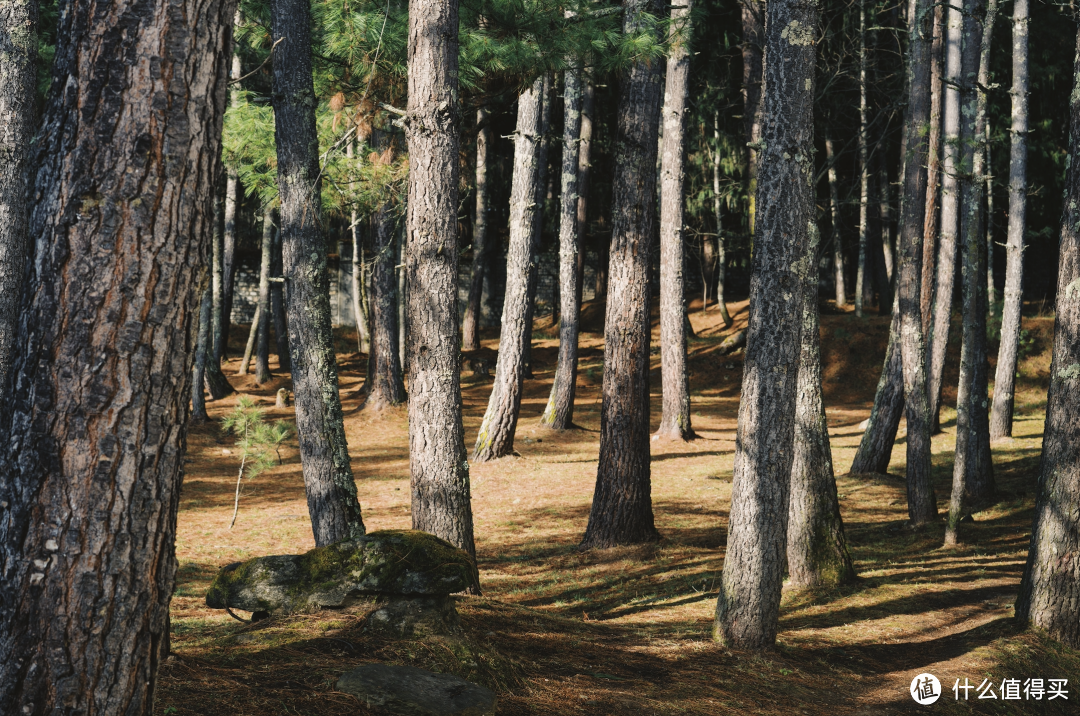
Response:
[462, 109, 490, 353]
[989, 0, 1029, 439]
[741, 0, 764, 234]
[404, 0, 478, 577]
[715, 0, 818, 650]
[580, 0, 665, 550]
[369, 141, 406, 409]
[0, 0, 36, 403]
[927, 0, 964, 433]
[895, 0, 936, 525]
[922, 3, 945, 326]
[192, 285, 213, 424]
[255, 211, 274, 384]
[205, 186, 235, 398]
[0, 0, 237, 707]
[542, 62, 583, 431]
[273, 0, 365, 546]
[1014, 28, 1080, 648]
[945, 0, 996, 544]
[825, 135, 846, 308]
[474, 78, 546, 461]
[522, 73, 552, 380]
[788, 228, 856, 588]
[656, 0, 695, 441]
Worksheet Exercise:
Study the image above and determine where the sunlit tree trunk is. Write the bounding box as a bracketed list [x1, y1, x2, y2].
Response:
[577, 77, 595, 308]
[368, 134, 406, 409]
[462, 109, 491, 352]
[218, 13, 243, 363]
[740, 0, 764, 235]
[850, 302, 905, 474]
[255, 211, 274, 384]
[192, 285, 213, 424]
[347, 132, 371, 355]
[922, 3, 945, 326]
[855, 0, 869, 318]
[825, 135, 846, 308]
[522, 72, 553, 380]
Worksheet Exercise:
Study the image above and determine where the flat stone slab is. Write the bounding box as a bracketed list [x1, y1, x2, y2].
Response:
[337, 664, 496, 716]
[205, 529, 474, 614]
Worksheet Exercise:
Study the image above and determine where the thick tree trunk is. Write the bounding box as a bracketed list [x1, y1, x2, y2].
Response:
[580, 0, 665, 550]
[542, 60, 584, 431]
[0, 0, 236, 707]
[850, 303, 906, 474]
[712, 111, 733, 327]
[788, 228, 856, 588]
[989, 0, 1029, 439]
[271, 218, 290, 371]
[404, 0, 478, 587]
[0, 0, 36, 402]
[273, 0, 365, 546]
[656, 0, 695, 441]
[255, 211, 274, 384]
[205, 185, 235, 397]
[522, 73, 553, 381]
[368, 136, 406, 409]
[462, 108, 491, 352]
[741, 0, 764, 235]
[945, 0, 996, 545]
[825, 135, 846, 308]
[192, 285, 213, 424]
[714, 0, 818, 650]
[922, 3, 945, 327]
[894, 0, 937, 526]
[1014, 29, 1080, 648]
[927, 0, 964, 433]
[473, 78, 547, 461]
[855, 0, 869, 318]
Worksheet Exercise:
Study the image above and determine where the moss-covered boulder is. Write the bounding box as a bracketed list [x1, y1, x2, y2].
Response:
[205, 530, 474, 614]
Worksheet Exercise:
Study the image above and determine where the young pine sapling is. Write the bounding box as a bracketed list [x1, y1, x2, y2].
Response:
[222, 396, 292, 529]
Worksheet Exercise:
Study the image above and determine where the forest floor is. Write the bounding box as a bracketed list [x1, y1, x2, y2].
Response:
[159, 298, 1079, 715]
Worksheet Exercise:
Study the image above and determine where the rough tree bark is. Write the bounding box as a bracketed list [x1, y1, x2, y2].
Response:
[714, 0, 818, 649]
[580, 0, 665, 550]
[0, 0, 237, 707]
[922, 3, 945, 326]
[989, 0, 1029, 439]
[273, 0, 365, 545]
[522, 73, 552, 380]
[787, 227, 857, 588]
[656, 0, 695, 441]
[850, 303, 906, 475]
[825, 135, 847, 308]
[473, 78, 546, 461]
[1014, 27, 1080, 648]
[712, 110, 733, 327]
[740, 0, 765, 235]
[855, 0, 869, 318]
[0, 0, 35, 402]
[255, 211, 274, 384]
[192, 285, 214, 424]
[462, 108, 491, 352]
[218, 13, 243, 363]
[404, 0, 478, 587]
[368, 133, 406, 409]
[542, 59, 584, 431]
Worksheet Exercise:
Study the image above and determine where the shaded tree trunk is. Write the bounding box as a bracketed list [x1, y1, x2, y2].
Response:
[850, 303, 905, 474]
[368, 135, 406, 409]
[580, 0, 665, 550]
[255, 211, 274, 384]
[462, 108, 491, 352]
[0, 0, 36, 402]
[825, 135, 846, 308]
[788, 227, 856, 588]
[876, 162, 895, 314]
[238, 304, 259, 376]
[712, 110, 733, 326]
[1014, 27, 1080, 648]
[922, 2, 945, 327]
[192, 285, 213, 424]
[206, 185, 236, 397]
[740, 0, 764, 235]
[577, 77, 595, 309]
[714, 0, 818, 650]
[404, 0, 478, 589]
[522, 73, 553, 380]
[273, 0, 365, 546]
[271, 218, 290, 371]
[989, 0, 1029, 439]
[656, 0, 695, 441]
[218, 18, 242, 363]
[0, 0, 236, 707]
[986, 121, 995, 314]
[855, 0, 869, 318]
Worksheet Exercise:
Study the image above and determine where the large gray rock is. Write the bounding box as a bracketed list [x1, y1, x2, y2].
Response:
[366, 596, 462, 637]
[337, 664, 496, 716]
[205, 530, 474, 614]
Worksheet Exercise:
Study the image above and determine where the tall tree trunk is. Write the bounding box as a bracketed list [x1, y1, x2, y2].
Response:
[218, 16, 242, 363]
[855, 0, 870, 318]
[522, 72, 553, 380]
[712, 110, 733, 326]
[474, 78, 546, 461]
[989, 0, 1029, 439]
[542, 58, 584, 431]
[205, 185, 235, 397]
[404, 0, 478, 588]
[1014, 27, 1080, 648]
[238, 304, 260, 376]
[255, 211, 274, 384]
[0, 0, 236, 706]
[273, 0, 365, 546]
[945, 0, 996, 545]
[850, 303, 906, 474]
[714, 0, 818, 650]
[0, 0, 36, 402]
[348, 133, 371, 355]
[986, 121, 995, 314]
[271, 218, 290, 371]
[368, 135, 406, 409]
[397, 225, 407, 369]
[192, 285, 213, 424]
[876, 161, 895, 314]
[580, 0, 665, 550]
[656, 0, 695, 441]
[894, 0, 937, 525]
[462, 108, 491, 352]
[577, 77, 595, 309]
[922, 2, 945, 327]
[740, 0, 764, 235]
[927, 0, 964, 433]
[788, 227, 856, 588]
[825, 135, 847, 308]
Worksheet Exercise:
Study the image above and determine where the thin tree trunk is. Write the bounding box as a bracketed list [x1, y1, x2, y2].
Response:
[1014, 27, 1080, 648]
[462, 108, 491, 352]
[0, 0, 235, 706]
[522, 72, 553, 381]
[945, 0, 996, 545]
[0, 0, 36, 402]
[577, 77, 595, 309]
[238, 304, 260, 376]
[192, 285, 213, 424]
[787, 227, 856, 588]
[348, 133, 371, 355]
[271, 219, 290, 371]
[740, 0, 764, 236]
[855, 0, 870, 318]
[850, 301, 906, 474]
[273, 0, 365, 546]
[218, 17, 242, 362]
[206, 185, 236, 397]
[397, 225, 407, 370]
[580, 0, 665, 550]
[714, 0, 818, 650]
[927, 0, 964, 433]
[989, 0, 1029, 439]
[368, 134, 406, 409]
[922, 2, 945, 327]
[474, 78, 547, 461]
[542, 57, 584, 431]
[404, 0, 478, 590]
[255, 211, 274, 384]
[877, 161, 895, 314]
[656, 0, 695, 441]
[986, 120, 995, 314]
[713, 110, 733, 327]
[825, 135, 846, 308]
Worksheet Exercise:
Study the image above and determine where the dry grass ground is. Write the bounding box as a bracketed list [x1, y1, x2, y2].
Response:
[159, 299, 1079, 715]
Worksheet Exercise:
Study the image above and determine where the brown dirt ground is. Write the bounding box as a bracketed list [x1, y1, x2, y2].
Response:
[159, 298, 1079, 715]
